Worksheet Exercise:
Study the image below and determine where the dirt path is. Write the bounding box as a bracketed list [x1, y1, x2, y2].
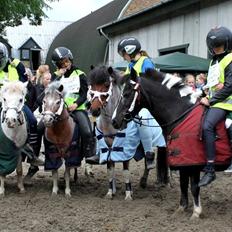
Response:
[1, 160, 232, 232]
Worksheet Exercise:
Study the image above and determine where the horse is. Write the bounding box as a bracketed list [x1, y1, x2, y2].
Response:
[111, 68, 232, 219]
[42, 82, 82, 197]
[0, 81, 28, 196]
[87, 66, 167, 200]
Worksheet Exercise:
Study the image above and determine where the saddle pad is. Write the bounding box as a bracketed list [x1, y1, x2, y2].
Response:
[167, 104, 231, 168]
[44, 124, 82, 170]
[0, 124, 20, 175]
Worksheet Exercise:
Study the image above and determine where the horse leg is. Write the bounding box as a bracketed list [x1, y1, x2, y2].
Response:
[156, 147, 169, 186]
[64, 166, 71, 197]
[123, 161, 133, 201]
[0, 175, 5, 197]
[74, 168, 78, 183]
[16, 155, 25, 193]
[140, 158, 150, 188]
[176, 169, 189, 214]
[84, 163, 94, 178]
[52, 170, 59, 196]
[105, 161, 116, 199]
[190, 170, 202, 220]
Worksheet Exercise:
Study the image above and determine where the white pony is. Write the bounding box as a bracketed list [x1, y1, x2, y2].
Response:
[0, 81, 28, 196]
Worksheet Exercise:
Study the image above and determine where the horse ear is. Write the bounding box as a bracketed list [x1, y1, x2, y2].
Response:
[108, 66, 114, 75]
[130, 68, 138, 82]
[90, 65, 95, 70]
[58, 84, 64, 92]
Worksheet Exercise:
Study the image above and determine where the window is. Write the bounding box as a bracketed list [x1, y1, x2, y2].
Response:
[159, 44, 189, 56]
[21, 49, 30, 60]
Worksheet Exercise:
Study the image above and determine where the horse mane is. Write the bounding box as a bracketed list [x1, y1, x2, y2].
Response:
[1, 81, 27, 95]
[45, 81, 66, 96]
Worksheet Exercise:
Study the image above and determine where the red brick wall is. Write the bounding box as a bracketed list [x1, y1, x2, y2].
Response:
[122, 0, 162, 17]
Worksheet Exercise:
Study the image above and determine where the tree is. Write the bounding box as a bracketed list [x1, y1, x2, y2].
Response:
[0, 0, 58, 35]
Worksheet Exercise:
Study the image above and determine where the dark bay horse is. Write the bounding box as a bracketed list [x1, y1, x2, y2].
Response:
[42, 82, 82, 197]
[111, 68, 231, 219]
[87, 66, 167, 200]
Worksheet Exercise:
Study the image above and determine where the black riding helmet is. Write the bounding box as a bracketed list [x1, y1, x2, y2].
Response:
[206, 26, 232, 56]
[118, 37, 141, 57]
[51, 47, 73, 67]
[0, 42, 8, 71]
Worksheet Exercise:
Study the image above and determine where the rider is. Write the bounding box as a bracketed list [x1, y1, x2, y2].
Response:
[51, 47, 97, 163]
[117, 36, 161, 169]
[0, 42, 43, 172]
[198, 26, 232, 187]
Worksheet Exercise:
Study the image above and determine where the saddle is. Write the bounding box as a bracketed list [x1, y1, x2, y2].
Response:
[167, 104, 232, 169]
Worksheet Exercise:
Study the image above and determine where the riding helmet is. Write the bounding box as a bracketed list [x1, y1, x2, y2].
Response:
[51, 47, 73, 64]
[206, 26, 232, 55]
[117, 37, 141, 57]
[0, 42, 8, 71]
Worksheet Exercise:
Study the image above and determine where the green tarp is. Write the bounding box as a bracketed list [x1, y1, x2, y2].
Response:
[114, 52, 210, 73]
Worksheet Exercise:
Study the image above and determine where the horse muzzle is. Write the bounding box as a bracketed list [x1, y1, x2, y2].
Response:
[42, 114, 55, 127]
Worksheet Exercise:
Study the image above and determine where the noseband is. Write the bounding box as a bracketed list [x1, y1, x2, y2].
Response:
[87, 82, 113, 107]
[42, 92, 65, 123]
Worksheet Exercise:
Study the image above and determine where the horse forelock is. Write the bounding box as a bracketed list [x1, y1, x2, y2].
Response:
[1, 81, 27, 96]
[88, 65, 111, 86]
[45, 81, 65, 97]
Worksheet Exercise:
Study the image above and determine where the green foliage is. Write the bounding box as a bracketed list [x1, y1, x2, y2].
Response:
[0, 0, 58, 35]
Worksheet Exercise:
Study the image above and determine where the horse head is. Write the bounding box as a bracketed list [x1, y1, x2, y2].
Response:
[42, 82, 65, 127]
[87, 66, 122, 117]
[0, 81, 27, 128]
[112, 68, 141, 130]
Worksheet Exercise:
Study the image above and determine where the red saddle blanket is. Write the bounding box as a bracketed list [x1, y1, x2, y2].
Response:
[167, 104, 232, 168]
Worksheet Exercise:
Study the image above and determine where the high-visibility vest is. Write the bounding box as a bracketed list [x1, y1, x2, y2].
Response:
[125, 56, 147, 75]
[0, 70, 6, 86]
[8, 59, 20, 82]
[210, 53, 232, 111]
[56, 69, 86, 110]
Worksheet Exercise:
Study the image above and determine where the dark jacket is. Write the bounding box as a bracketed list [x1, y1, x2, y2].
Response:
[51, 65, 88, 107]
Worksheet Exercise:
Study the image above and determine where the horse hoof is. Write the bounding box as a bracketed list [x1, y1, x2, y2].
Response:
[172, 206, 186, 217]
[19, 189, 26, 194]
[139, 177, 147, 189]
[51, 192, 58, 197]
[105, 193, 113, 199]
[190, 213, 200, 220]
[125, 195, 133, 201]
[65, 193, 71, 198]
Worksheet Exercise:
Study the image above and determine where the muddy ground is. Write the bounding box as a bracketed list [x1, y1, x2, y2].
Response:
[1, 160, 232, 232]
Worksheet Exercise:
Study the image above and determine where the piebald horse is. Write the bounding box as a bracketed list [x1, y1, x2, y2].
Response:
[0, 81, 28, 196]
[111, 68, 226, 219]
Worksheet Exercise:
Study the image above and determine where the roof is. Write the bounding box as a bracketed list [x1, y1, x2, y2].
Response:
[98, 0, 228, 36]
[19, 37, 42, 50]
[46, 0, 130, 73]
[114, 52, 210, 73]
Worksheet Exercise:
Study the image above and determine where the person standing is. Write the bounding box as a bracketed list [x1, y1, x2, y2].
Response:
[198, 26, 232, 187]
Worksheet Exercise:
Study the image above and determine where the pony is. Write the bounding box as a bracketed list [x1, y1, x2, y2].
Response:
[0, 81, 28, 196]
[42, 82, 82, 197]
[87, 66, 167, 200]
[111, 68, 232, 219]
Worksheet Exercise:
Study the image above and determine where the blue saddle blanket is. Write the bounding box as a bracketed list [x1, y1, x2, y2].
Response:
[96, 110, 166, 164]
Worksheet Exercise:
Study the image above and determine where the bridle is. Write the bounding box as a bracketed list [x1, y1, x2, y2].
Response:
[42, 90, 66, 123]
[1, 95, 25, 125]
[87, 82, 113, 107]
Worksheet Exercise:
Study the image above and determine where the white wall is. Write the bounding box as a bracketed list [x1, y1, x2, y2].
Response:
[108, 1, 232, 65]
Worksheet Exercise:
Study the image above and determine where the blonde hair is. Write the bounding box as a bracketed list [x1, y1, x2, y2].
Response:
[36, 65, 50, 85]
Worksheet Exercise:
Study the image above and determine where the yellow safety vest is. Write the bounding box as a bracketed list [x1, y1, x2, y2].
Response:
[210, 53, 232, 111]
[125, 56, 147, 75]
[7, 59, 20, 81]
[0, 70, 6, 87]
[55, 69, 86, 110]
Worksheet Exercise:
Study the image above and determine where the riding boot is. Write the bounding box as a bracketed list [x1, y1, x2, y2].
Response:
[85, 138, 99, 165]
[198, 162, 216, 187]
[146, 151, 156, 170]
